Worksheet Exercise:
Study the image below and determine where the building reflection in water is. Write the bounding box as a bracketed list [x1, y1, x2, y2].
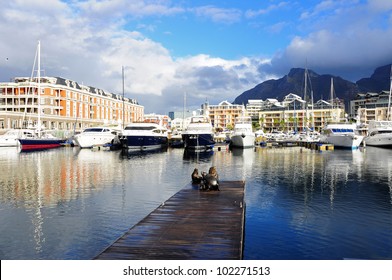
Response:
[0, 148, 125, 255]
[0, 149, 124, 207]
[248, 147, 371, 206]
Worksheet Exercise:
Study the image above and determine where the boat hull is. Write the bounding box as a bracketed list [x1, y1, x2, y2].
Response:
[121, 135, 168, 151]
[320, 135, 364, 149]
[320, 123, 364, 149]
[182, 133, 215, 151]
[0, 129, 37, 147]
[230, 134, 255, 148]
[0, 139, 19, 147]
[18, 139, 64, 151]
[364, 133, 392, 147]
[74, 134, 117, 148]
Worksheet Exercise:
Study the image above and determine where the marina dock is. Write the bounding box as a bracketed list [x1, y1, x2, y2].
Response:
[298, 141, 335, 151]
[94, 180, 245, 260]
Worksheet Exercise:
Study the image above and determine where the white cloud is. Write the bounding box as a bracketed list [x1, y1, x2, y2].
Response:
[265, 21, 288, 34]
[270, 1, 392, 80]
[368, 0, 392, 11]
[314, 0, 336, 13]
[101, 35, 177, 95]
[75, 0, 184, 18]
[3, 0, 391, 114]
[0, 0, 266, 114]
[191, 5, 242, 24]
[245, 2, 289, 18]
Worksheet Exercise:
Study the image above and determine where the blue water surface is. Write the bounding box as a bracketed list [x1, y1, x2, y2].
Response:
[0, 146, 391, 260]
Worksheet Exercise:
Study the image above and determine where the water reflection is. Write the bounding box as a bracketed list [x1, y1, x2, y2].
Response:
[182, 149, 214, 163]
[120, 146, 168, 158]
[228, 147, 255, 181]
[0, 148, 128, 258]
[0, 149, 124, 208]
[244, 147, 392, 259]
[1, 146, 392, 259]
[248, 148, 371, 207]
[389, 173, 392, 205]
[362, 147, 392, 205]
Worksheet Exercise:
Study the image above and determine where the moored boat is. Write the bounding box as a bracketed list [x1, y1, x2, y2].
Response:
[182, 115, 215, 151]
[363, 66, 392, 148]
[18, 135, 65, 151]
[73, 126, 121, 148]
[364, 121, 392, 148]
[18, 41, 65, 152]
[230, 115, 255, 148]
[0, 129, 36, 147]
[119, 122, 168, 151]
[319, 123, 364, 149]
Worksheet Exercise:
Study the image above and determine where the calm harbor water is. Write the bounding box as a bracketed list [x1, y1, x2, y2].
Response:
[0, 145, 392, 260]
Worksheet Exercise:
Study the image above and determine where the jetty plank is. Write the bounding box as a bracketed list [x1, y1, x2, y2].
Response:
[94, 181, 245, 260]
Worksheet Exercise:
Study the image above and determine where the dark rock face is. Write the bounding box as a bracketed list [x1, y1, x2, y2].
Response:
[233, 64, 391, 110]
[356, 64, 392, 93]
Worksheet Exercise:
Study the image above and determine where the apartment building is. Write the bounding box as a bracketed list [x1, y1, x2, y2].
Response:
[256, 93, 345, 132]
[207, 101, 246, 130]
[350, 91, 391, 124]
[246, 99, 264, 120]
[0, 76, 144, 131]
[144, 113, 170, 128]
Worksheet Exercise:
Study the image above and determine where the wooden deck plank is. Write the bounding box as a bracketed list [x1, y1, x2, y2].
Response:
[94, 181, 245, 260]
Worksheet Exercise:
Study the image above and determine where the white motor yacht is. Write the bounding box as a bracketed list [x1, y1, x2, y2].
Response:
[230, 115, 255, 148]
[320, 123, 364, 149]
[73, 126, 121, 148]
[0, 129, 36, 147]
[364, 120, 392, 147]
[182, 115, 215, 151]
[119, 122, 168, 151]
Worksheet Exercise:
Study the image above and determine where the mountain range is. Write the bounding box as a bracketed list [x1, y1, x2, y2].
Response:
[233, 64, 392, 110]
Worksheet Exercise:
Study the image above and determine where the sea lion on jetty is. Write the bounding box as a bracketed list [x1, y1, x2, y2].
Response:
[191, 168, 202, 184]
[198, 166, 220, 191]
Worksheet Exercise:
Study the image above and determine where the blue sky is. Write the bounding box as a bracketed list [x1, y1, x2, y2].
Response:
[0, 0, 392, 114]
[123, 0, 301, 59]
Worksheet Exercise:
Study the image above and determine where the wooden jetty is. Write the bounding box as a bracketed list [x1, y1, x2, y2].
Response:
[299, 141, 334, 151]
[94, 180, 245, 260]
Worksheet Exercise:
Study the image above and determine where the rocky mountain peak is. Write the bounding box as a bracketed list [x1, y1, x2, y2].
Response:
[233, 64, 392, 110]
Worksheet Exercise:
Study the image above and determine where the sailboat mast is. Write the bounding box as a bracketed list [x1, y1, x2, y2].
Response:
[37, 41, 41, 137]
[306, 68, 314, 130]
[311, 88, 314, 130]
[122, 65, 125, 128]
[330, 77, 334, 122]
[330, 77, 334, 108]
[304, 68, 308, 130]
[182, 92, 186, 131]
[387, 65, 392, 121]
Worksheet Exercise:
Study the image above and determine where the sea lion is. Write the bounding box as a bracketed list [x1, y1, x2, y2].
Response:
[191, 168, 202, 184]
[206, 166, 220, 191]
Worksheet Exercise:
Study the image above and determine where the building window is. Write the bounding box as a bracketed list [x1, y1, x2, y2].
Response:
[66, 100, 70, 117]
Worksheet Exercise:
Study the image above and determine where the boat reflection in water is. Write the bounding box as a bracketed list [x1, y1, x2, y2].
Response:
[225, 147, 256, 181]
[182, 149, 214, 163]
